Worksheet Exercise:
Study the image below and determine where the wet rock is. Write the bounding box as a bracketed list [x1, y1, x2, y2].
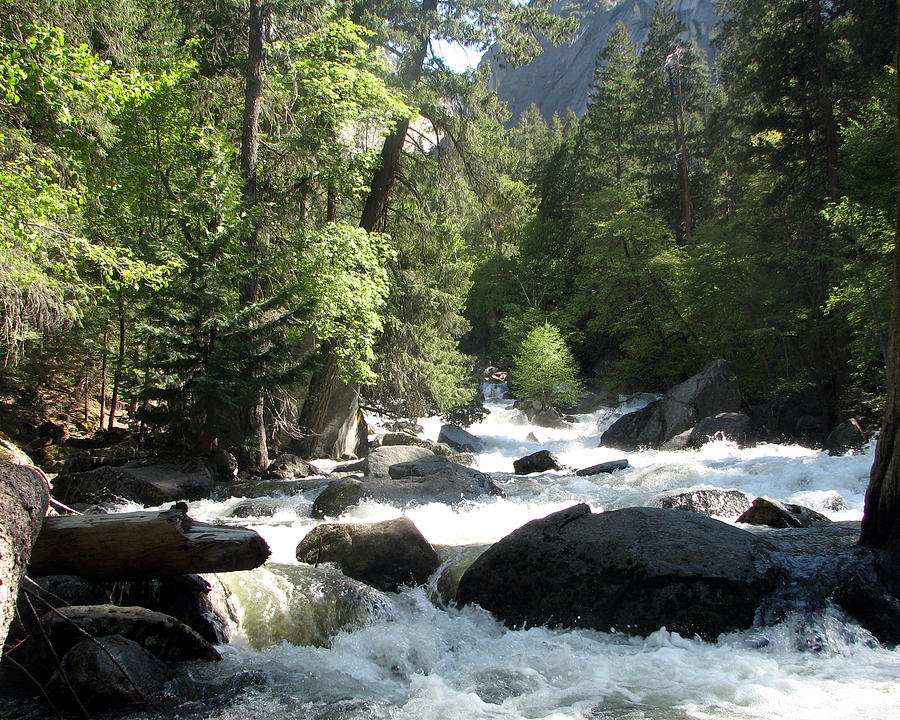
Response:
[438, 424, 485, 453]
[336, 445, 436, 478]
[386, 420, 424, 435]
[456, 504, 778, 640]
[40, 605, 221, 663]
[450, 452, 477, 467]
[265, 453, 321, 479]
[214, 477, 325, 500]
[655, 488, 755, 518]
[110, 574, 233, 645]
[833, 562, 900, 645]
[737, 497, 830, 529]
[30, 575, 110, 607]
[311, 477, 365, 519]
[296, 517, 440, 592]
[228, 498, 283, 518]
[47, 634, 168, 710]
[575, 459, 629, 476]
[513, 450, 563, 475]
[525, 432, 540, 443]
[52, 457, 214, 507]
[824, 418, 867, 456]
[601, 359, 741, 451]
[379, 432, 453, 457]
[686, 412, 759, 448]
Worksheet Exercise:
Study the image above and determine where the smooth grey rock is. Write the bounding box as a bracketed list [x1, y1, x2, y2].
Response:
[456, 504, 777, 640]
[513, 450, 563, 475]
[311, 477, 365, 519]
[438, 424, 485, 453]
[379, 432, 453, 457]
[655, 487, 755, 518]
[575, 459, 629, 476]
[296, 517, 440, 592]
[366, 445, 437, 477]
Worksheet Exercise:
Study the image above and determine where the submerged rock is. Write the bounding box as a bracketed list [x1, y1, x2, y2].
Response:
[296, 517, 440, 592]
[455, 504, 778, 640]
[513, 450, 563, 475]
[575, 459, 630, 476]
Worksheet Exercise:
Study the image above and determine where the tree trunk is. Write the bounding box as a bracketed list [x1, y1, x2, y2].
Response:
[107, 293, 126, 431]
[99, 317, 109, 429]
[0, 460, 49, 658]
[860, 19, 900, 548]
[295, 341, 339, 458]
[27, 505, 270, 580]
[239, 0, 269, 474]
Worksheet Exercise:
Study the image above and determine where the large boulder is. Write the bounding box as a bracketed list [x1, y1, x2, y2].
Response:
[685, 412, 759, 449]
[334, 445, 435, 478]
[438, 424, 485, 453]
[824, 418, 867, 456]
[46, 634, 168, 710]
[601, 359, 741, 450]
[455, 504, 778, 640]
[311, 456, 501, 517]
[654, 487, 755, 518]
[513, 450, 563, 475]
[296, 517, 440, 592]
[377, 432, 453, 457]
[51, 457, 214, 507]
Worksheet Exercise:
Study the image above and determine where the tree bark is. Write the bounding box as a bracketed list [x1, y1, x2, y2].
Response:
[860, 17, 900, 548]
[298, 0, 436, 452]
[99, 318, 108, 429]
[107, 292, 126, 431]
[0, 460, 49, 658]
[27, 505, 270, 580]
[239, 0, 269, 474]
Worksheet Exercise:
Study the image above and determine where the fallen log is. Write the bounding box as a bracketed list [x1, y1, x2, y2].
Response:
[1, 460, 50, 658]
[27, 503, 270, 580]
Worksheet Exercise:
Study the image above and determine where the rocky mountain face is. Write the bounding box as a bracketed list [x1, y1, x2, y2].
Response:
[485, 0, 720, 122]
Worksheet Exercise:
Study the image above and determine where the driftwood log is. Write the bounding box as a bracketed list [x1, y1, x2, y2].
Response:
[1, 460, 50, 658]
[27, 503, 270, 580]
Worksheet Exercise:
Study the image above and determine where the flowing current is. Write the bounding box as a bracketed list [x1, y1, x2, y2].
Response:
[139, 392, 900, 718]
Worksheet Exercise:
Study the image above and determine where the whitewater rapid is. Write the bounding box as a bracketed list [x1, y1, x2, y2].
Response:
[139, 395, 897, 719]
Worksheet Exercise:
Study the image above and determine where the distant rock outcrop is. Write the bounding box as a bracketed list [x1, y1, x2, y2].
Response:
[485, 0, 720, 122]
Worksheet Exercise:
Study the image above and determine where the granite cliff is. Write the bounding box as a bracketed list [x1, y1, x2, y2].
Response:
[485, 0, 720, 122]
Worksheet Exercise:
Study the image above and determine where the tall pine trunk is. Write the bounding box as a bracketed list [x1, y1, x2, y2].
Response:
[860, 19, 900, 548]
[239, 0, 269, 474]
[107, 293, 125, 431]
[295, 0, 437, 456]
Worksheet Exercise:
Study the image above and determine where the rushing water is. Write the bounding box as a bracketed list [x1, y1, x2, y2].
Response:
[14, 392, 900, 719]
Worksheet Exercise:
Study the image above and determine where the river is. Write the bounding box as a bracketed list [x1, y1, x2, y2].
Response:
[25, 391, 900, 719]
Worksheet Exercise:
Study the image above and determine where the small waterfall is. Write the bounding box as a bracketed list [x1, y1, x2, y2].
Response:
[479, 380, 509, 400]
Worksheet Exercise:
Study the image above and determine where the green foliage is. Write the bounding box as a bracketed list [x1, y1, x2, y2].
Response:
[512, 322, 579, 408]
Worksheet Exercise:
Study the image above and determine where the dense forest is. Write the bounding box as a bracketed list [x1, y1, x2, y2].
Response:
[1, 0, 897, 475]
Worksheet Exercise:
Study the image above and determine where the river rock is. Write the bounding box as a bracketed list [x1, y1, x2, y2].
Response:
[824, 418, 867, 456]
[47, 634, 168, 710]
[601, 359, 741, 451]
[438, 424, 485, 453]
[513, 450, 563, 475]
[109, 574, 232, 645]
[737, 497, 830, 529]
[336, 445, 436, 478]
[228, 498, 283, 518]
[311, 477, 365, 518]
[216, 477, 325, 500]
[686, 412, 759, 448]
[655, 487, 755, 518]
[265, 454, 321, 479]
[30, 574, 110, 607]
[575, 459, 630, 476]
[378, 432, 453, 457]
[51, 457, 214, 507]
[455, 504, 777, 640]
[296, 517, 440, 592]
[833, 562, 900, 645]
